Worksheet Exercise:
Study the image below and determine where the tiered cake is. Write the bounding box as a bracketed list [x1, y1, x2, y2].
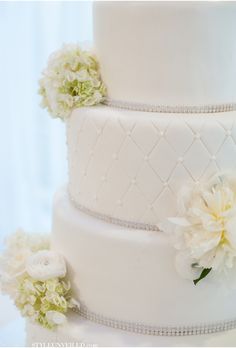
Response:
[27, 1, 236, 346]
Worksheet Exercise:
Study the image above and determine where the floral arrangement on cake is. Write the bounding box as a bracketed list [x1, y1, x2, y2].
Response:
[39, 43, 107, 120]
[0, 229, 80, 329]
[169, 173, 236, 285]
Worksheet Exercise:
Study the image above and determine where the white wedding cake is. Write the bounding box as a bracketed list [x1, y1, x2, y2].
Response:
[8, 1, 236, 346]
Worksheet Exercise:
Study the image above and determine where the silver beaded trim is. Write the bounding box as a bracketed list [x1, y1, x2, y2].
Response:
[73, 304, 236, 337]
[68, 191, 161, 232]
[103, 98, 236, 114]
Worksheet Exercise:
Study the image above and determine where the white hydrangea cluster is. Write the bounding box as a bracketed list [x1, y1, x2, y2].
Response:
[0, 229, 79, 329]
[39, 43, 107, 120]
[16, 276, 74, 329]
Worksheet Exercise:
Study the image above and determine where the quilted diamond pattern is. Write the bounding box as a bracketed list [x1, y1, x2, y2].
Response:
[67, 106, 236, 227]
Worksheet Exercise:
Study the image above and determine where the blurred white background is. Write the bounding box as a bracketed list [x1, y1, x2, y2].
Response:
[0, 1, 92, 346]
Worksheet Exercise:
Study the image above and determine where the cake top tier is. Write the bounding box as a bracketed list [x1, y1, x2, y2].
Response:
[93, 1, 236, 106]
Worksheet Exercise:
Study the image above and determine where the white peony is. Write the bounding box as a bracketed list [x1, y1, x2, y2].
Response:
[0, 273, 19, 299]
[26, 250, 66, 281]
[5, 229, 29, 251]
[0, 229, 50, 297]
[5, 229, 49, 252]
[0, 248, 31, 279]
[169, 173, 236, 282]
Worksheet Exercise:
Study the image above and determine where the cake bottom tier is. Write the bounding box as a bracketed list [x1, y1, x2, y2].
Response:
[26, 313, 236, 347]
[51, 188, 236, 332]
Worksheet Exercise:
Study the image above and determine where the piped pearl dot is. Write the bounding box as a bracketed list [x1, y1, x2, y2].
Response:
[144, 155, 149, 162]
[195, 133, 201, 139]
[160, 131, 164, 136]
[112, 153, 118, 160]
[178, 157, 184, 163]
[211, 155, 216, 161]
[97, 129, 102, 135]
[126, 130, 131, 136]
[227, 130, 232, 136]
[163, 182, 168, 187]
[131, 178, 137, 185]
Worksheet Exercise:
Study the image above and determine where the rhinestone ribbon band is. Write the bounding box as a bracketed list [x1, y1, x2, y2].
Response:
[103, 99, 236, 114]
[73, 304, 236, 337]
[69, 191, 161, 232]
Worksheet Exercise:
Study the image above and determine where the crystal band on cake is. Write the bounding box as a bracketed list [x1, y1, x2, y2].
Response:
[103, 99, 236, 114]
[74, 304, 236, 337]
[68, 190, 161, 232]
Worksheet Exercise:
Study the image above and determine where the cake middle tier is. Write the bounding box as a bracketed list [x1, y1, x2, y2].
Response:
[52, 188, 236, 329]
[67, 106, 236, 228]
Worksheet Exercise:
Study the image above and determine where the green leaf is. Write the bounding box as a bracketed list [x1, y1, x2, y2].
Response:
[193, 268, 212, 285]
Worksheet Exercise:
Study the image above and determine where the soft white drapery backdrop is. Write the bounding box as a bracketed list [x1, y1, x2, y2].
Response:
[0, 3, 92, 343]
[0, 1, 92, 247]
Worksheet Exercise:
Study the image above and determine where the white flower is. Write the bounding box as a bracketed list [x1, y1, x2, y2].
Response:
[0, 230, 50, 298]
[38, 43, 107, 120]
[22, 304, 35, 317]
[169, 173, 236, 281]
[3, 229, 49, 255]
[26, 250, 66, 281]
[0, 231, 33, 299]
[0, 273, 18, 298]
[28, 233, 50, 252]
[0, 230, 73, 330]
[5, 229, 29, 250]
[0, 248, 31, 279]
[22, 278, 38, 293]
[45, 310, 67, 325]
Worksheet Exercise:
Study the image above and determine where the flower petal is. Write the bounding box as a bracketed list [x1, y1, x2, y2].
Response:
[225, 217, 236, 249]
[168, 217, 191, 227]
[46, 310, 67, 326]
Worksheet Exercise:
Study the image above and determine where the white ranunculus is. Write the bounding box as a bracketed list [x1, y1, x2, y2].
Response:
[26, 250, 66, 281]
[169, 173, 236, 281]
[45, 310, 67, 325]
[5, 229, 49, 251]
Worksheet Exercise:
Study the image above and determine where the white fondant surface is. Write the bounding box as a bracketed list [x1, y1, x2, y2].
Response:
[26, 313, 236, 347]
[51, 188, 236, 329]
[94, 2, 236, 105]
[67, 106, 236, 228]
